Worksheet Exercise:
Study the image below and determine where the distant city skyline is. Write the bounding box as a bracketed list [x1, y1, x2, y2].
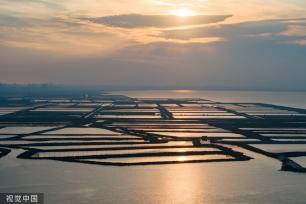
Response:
[1, 0, 306, 90]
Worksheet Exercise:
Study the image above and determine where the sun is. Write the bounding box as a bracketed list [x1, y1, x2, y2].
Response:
[171, 9, 195, 17]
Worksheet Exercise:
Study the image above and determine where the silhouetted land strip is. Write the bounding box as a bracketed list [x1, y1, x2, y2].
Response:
[0, 148, 10, 158]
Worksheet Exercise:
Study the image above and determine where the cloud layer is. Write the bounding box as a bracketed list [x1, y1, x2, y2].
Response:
[87, 14, 232, 28]
[1, 18, 306, 90]
[1, 0, 306, 90]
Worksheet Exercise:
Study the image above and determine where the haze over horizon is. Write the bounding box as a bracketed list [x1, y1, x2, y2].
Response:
[1, 0, 306, 90]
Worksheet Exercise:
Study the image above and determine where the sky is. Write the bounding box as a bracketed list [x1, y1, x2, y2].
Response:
[0, 0, 306, 90]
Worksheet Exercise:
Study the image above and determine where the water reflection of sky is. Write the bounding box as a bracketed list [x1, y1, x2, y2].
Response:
[114, 90, 306, 109]
[1, 145, 306, 203]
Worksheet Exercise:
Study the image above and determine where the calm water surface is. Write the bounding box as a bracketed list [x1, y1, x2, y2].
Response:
[1, 149, 306, 204]
[114, 90, 306, 109]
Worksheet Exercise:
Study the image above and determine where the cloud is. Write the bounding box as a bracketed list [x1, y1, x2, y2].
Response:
[0, 14, 128, 56]
[136, 37, 224, 45]
[281, 25, 306, 37]
[0, 14, 30, 27]
[0, 10, 230, 54]
[287, 39, 306, 46]
[86, 14, 232, 28]
[157, 18, 306, 47]
[159, 19, 296, 40]
[2, 35, 306, 90]
[1, 0, 306, 90]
